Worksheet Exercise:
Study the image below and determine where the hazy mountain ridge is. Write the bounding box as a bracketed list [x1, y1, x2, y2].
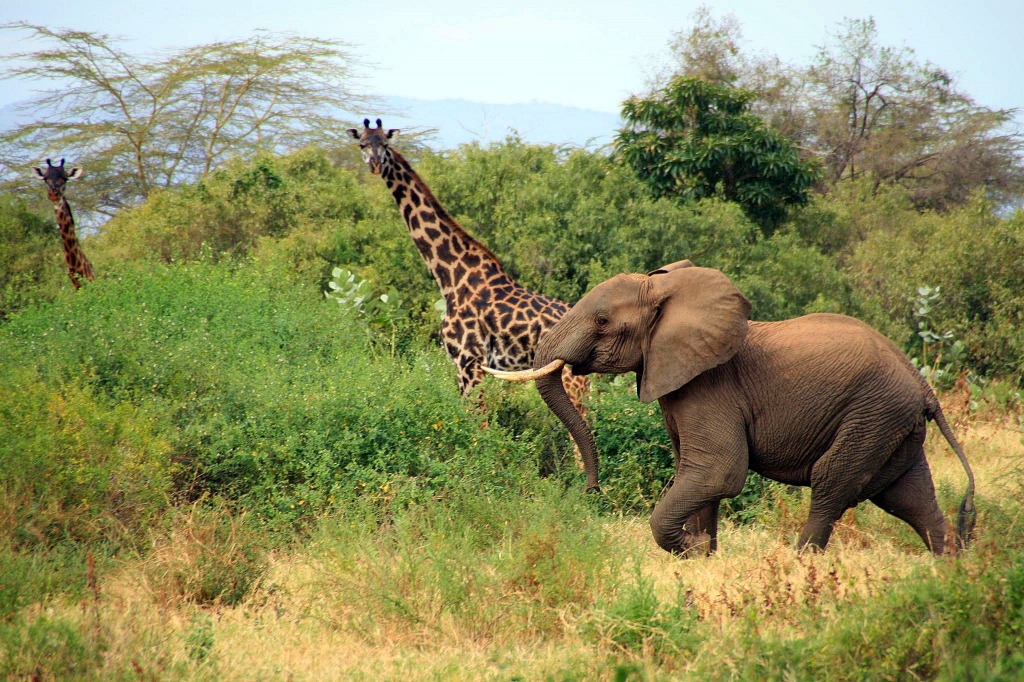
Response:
[383, 96, 621, 151]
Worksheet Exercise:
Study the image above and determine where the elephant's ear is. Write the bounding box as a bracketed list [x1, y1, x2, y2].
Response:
[638, 267, 750, 403]
[647, 259, 694, 275]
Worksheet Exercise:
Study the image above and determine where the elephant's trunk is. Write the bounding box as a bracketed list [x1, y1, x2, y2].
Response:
[535, 363, 600, 492]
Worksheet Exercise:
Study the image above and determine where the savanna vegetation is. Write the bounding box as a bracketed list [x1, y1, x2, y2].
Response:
[1, 10, 1023, 681]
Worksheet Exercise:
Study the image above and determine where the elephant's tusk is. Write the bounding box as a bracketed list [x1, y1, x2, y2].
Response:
[482, 359, 566, 383]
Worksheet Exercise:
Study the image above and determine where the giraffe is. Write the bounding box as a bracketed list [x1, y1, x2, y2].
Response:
[348, 118, 590, 420]
[32, 158, 94, 290]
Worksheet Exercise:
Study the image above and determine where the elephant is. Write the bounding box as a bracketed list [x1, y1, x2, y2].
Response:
[486, 261, 976, 556]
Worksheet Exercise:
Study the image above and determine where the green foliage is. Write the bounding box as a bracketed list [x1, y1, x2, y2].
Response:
[618, 76, 820, 231]
[0, 366, 172, 548]
[849, 193, 1024, 379]
[659, 11, 1024, 212]
[325, 266, 420, 355]
[0, 615, 101, 680]
[415, 138, 845, 320]
[184, 614, 215, 664]
[910, 285, 970, 389]
[583, 565, 698, 662]
[0, 259, 563, 533]
[587, 376, 673, 513]
[95, 149, 374, 270]
[0, 547, 94, 622]
[0, 195, 65, 318]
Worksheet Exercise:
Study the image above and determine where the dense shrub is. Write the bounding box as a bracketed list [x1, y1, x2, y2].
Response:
[0, 259, 569, 534]
[413, 139, 855, 322]
[0, 367, 172, 547]
[849, 192, 1024, 378]
[93, 149, 379, 280]
[0, 196, 67, 318]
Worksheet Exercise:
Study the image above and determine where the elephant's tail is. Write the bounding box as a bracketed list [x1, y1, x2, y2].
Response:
[929, 404, 977, 548]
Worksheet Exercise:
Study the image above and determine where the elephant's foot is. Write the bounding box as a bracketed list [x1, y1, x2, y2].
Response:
[940, 527, 966, 556]
[669, 530, 715, 558]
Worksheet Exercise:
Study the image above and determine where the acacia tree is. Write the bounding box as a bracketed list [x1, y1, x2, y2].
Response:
[0, 24, 377, 218]
[617, 76, 820, 232]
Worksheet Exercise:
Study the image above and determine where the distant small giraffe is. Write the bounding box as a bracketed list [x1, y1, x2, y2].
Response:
[33, 158, 94, 290]
[349, 118, 589, 418]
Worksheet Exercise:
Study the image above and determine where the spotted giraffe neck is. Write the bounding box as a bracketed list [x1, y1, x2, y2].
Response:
[381, 148, 507, 299]
[53, 195, 94, 289]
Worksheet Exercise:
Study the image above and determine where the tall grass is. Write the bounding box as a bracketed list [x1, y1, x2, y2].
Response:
[3, 422, 1019, 680]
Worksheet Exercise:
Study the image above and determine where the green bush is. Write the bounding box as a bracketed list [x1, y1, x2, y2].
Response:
[846, 191, 1024, 380]
[0, 259, 571, 531]
[0, 367, 172, 547]
[0, 615, 101, 680]
[0, 546, 95, 622]
[94, 149, 374, 266]
[0, 195, 67, 318]
[415, 140, 855, 322]
[583, 565, 698, 662]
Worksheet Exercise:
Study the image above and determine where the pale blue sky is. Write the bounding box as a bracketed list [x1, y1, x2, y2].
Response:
[2, 0, 1021, 120]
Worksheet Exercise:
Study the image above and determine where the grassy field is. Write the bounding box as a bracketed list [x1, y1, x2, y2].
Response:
[7, 415, 1021, 680]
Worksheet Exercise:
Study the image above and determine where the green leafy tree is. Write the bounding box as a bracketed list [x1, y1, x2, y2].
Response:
[617, 76, 820, 231]
[0, 24, 376, 219]
[657, 10, 1024, 211]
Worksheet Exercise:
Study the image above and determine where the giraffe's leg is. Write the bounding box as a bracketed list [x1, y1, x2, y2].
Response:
[441, 317, 490, 429]
[442, 315, 484, 397]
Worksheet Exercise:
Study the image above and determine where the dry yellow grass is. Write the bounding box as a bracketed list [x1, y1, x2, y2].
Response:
[27, 413, 1024, 680]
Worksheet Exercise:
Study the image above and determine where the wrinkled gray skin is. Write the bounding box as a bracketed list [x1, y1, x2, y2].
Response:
[527, 261, 976, 555]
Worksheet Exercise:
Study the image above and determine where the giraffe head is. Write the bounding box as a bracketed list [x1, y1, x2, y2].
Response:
[32, 158, 83, 204]
[348, 118, 400, 175]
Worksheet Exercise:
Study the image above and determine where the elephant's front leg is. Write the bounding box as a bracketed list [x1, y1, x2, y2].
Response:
[651, 405, 748, 556]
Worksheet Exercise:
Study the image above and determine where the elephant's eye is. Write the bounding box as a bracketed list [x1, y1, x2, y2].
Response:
[595, 313, 609, 328]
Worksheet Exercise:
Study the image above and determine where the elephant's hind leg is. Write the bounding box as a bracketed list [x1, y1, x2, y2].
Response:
[798, 422, 911, 552]
[869, 443, 949, 555]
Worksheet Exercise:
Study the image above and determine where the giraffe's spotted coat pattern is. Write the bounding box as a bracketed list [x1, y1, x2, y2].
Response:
[349, 119, 589, 416]
[33, 158, 94, 290]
